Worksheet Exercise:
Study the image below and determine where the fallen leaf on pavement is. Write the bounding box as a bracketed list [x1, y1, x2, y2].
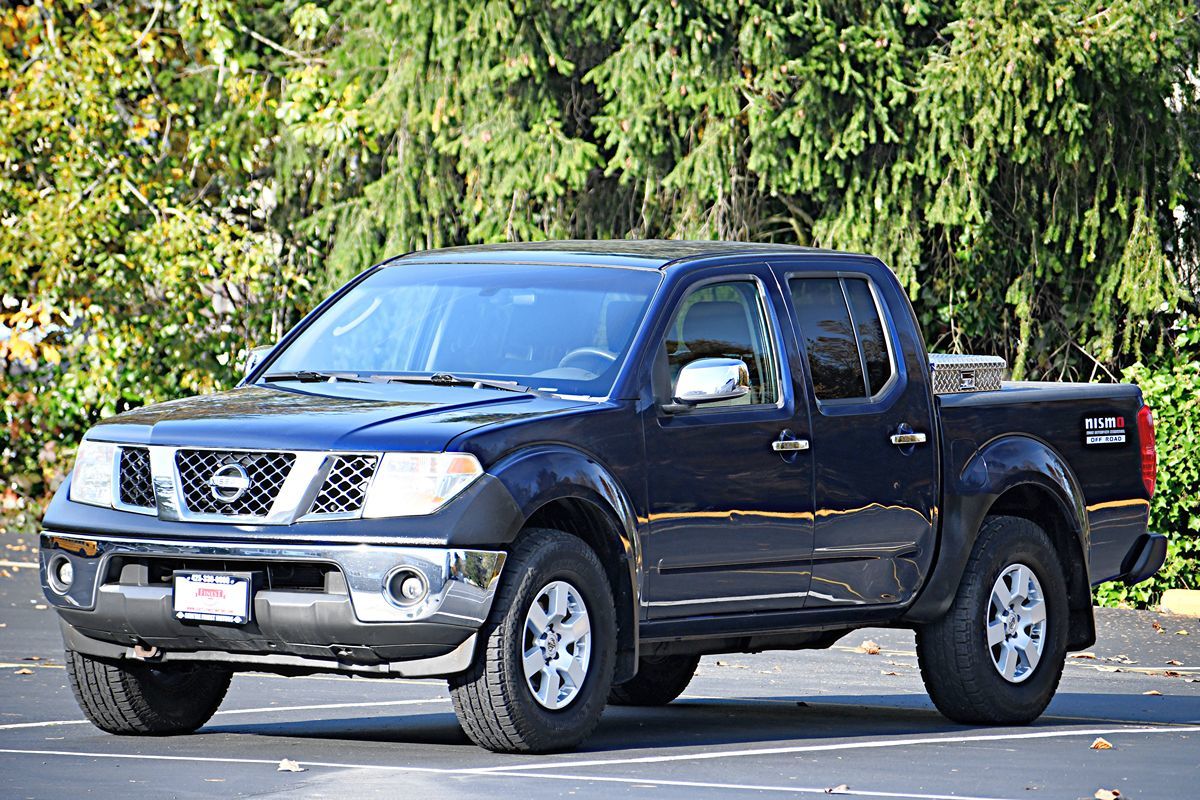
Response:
[1090, 737, 1113, 750]
[1152, 620, 1164, 632]
[1094, 790, 1120, 800]
[1071, 652, 1097, 659]
[1164, 670, 1182, 678]
[1095, 665, 1122, 673]
[1143, 690, 1162, 696]
[1176, 629, 1189, 636]
[857, 640, 881, 655]
[825, 784, 849, 794]
[276, 758, 306, 773]
[1166, 659, 1183, 666]
[13, 668, 32, 675]
[881, 670, 900, 676]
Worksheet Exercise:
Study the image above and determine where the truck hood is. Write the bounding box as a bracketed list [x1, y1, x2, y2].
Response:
[86, 383, 590, 454]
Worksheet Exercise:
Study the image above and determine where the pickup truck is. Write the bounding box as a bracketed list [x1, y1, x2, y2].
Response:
[40, 240, 1165, 753]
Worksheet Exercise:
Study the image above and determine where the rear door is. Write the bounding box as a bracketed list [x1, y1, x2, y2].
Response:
[777, 262, 938, 608]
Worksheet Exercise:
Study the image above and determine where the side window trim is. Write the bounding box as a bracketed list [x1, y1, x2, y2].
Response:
[837, 278, 872, 398]
[659, 272, 788, 413]
[844, 277, 899, 400]
[784, 270, 901, 408]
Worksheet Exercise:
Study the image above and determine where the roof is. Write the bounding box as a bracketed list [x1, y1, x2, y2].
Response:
[394, 239, 850, 271]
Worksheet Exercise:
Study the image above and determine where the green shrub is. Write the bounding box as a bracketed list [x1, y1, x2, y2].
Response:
[1094, 340, 1200, 607]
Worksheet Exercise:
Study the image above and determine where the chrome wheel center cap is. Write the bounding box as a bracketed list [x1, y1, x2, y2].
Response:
[522, 580, 592, 710]
[986, 563, 1048, 684]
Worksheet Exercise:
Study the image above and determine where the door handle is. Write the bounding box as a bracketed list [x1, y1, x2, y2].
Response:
[889, 432, 928, 446]
[772, 439, 810, 452]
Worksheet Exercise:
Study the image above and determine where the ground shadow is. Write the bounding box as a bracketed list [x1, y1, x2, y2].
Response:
[198, 690, 1196, 754]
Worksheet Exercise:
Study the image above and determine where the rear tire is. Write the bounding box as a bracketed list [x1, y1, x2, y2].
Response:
[66, 648, 231, 735]
[916, 515, 1068, 725]
[609, 654, 700, 706]
[450, 528, 616, 753]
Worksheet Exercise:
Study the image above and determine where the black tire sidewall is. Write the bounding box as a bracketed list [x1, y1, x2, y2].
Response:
[962, 523, 1069, 715]
[493, 536, 616, 746]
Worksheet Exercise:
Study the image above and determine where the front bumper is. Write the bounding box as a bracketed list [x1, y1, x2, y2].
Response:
[40, 531, 505, 677]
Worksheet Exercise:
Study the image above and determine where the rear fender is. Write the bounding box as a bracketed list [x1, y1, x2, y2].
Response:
[904, 435, 1092, 646]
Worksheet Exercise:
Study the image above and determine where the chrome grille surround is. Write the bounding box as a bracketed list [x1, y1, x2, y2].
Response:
[307, 455, 378, 517]
[116, 446, 155, 510]
[103, 445, 391, 525]
[175, 449, 296, 517]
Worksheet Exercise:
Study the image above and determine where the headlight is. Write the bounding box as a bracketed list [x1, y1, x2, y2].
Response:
[362, 452, 483, 518]
[69, 440, 116, 508]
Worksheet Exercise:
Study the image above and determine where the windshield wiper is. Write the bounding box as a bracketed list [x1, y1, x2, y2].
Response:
[261, 370, 370, 384]
[378, 373, 534, 394]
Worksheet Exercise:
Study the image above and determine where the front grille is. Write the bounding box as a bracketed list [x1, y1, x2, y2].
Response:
[309, 455, 378, 515]
[175, 450, 295, 517]
[117, 446, 155, 508]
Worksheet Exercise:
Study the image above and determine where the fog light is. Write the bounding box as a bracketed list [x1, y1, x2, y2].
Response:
[48, 556, 74, 594]
[400, 576, 424, 600]
[385, 568, 428, 607]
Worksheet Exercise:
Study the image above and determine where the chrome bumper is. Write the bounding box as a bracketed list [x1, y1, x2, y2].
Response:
[40, 531, 506, 626]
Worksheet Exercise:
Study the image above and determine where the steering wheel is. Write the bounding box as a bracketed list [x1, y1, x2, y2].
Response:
[557, 347, 617, 372]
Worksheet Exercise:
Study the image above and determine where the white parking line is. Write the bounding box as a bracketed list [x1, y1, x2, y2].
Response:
[491, 771, 1023, 800]
[466, 724, 1200, 773]
[0, 697, 448, 731]
[239, 672, 445, 685]
[0, 748, 453, 774]
[0, 748, 1025, 799]
[677, 694, 1190, 727]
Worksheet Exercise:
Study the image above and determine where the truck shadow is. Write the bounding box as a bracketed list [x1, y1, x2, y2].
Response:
[199, 691, 1200, 753]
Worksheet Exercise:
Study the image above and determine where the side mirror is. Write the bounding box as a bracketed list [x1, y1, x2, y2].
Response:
[242, 344, 275, 380]
[665, 357, 750, 412]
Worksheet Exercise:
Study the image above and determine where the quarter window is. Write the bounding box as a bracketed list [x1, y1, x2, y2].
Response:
[663, 280, 779, 407]
[789, 277, 895, 401]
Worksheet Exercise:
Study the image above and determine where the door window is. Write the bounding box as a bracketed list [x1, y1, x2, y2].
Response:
[789, 277, 895, 401]
[663, 280, 780, 407]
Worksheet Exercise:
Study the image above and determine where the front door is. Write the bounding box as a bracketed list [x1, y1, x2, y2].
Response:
[781, 267, 938, 608]
[641, 267, 815, 619]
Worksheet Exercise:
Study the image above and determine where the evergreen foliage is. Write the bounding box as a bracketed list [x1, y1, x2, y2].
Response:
[1, 0, 1197, 604]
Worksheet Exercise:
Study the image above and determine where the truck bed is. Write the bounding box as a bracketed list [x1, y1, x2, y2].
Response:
[937, 381, 1149, 583]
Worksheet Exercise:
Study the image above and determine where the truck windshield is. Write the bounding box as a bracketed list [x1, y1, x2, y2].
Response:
[264, 263, 662, 396]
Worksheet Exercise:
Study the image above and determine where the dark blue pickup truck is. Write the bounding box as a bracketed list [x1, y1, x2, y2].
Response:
[40, 241, 1164, 753]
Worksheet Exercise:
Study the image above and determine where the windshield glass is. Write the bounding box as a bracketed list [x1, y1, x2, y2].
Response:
[264, 263, 661, 396]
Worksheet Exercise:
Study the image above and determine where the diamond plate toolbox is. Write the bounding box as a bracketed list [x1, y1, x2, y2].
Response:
[928, 354, 1006, 394]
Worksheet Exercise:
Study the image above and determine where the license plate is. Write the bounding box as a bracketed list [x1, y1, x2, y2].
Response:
[173, 572, 253, 624]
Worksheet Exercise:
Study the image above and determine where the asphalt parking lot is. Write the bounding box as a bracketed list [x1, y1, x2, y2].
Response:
[1, 550, 1197, 800]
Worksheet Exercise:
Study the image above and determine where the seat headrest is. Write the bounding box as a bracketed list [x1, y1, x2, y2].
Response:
[681, 301, 753, 352]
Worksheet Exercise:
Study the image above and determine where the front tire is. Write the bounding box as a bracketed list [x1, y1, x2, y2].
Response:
[450, 528, 616, 753]
[66, 648, 231, 735]
[916, 515, 1069, 725]
[609, 654, 700, 706]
